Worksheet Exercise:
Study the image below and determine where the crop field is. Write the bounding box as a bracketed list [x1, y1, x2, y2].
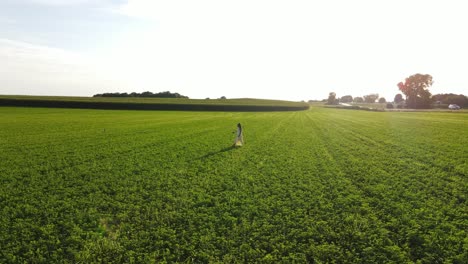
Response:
[0, 106, 467, 263]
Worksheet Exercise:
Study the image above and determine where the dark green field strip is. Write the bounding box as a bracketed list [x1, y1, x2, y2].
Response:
[0, 96, 309, 112]
[0, 95, 306, 106]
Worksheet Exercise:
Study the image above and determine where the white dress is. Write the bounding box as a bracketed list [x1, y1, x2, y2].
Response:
[234, 126, 244, 146]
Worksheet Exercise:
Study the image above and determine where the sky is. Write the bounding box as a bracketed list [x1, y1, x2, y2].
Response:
[0, 0, 467, 101]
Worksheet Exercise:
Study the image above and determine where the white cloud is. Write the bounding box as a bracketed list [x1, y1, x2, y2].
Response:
[1, 1, 467, 100]
[27, 0, 105, 6]
[107, 0, 468, 100]
[0, 38, 123, 96]
[0, 17, 16, 24]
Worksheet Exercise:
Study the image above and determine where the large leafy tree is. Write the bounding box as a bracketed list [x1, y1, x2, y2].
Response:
[327, 92, 338, 105]
[397, 74, 433, 108]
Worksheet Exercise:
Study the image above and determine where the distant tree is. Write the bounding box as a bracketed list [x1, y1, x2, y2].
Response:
[220, 96, 227, 99]
[340, 95, 353, 103]
[353, 97, 364, 103]
[394, 93, 404, 104]
[432, 93, 468, 107]
[141, 91, 154, 97]
[378, 97, 386, 103]
[363, 93, 379, 103]
[397, 74, 433, 108]
[205, 97, 210, 100]
[326, 92, 338, 105]
[386, 103, 394, 109]
[93, 91, 189, 99]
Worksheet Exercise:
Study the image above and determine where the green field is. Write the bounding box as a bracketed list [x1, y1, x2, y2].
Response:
[1, 106, 467, 263]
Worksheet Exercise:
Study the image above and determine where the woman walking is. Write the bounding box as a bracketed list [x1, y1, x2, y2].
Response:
[233, 123, 244, 147]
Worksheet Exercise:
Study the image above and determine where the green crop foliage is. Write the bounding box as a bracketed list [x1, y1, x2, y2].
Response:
[0, 107, 467, 263]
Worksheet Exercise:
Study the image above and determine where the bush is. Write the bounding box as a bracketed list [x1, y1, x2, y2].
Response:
[386, 103, 394, 109]
[432, 103, 448, 109]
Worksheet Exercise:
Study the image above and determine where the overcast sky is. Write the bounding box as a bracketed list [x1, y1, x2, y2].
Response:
[1, 0, 467, 101]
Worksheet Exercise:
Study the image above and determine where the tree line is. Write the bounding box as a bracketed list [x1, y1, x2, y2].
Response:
[93, 91, 189, 99]
[326, 73, 467, 109]
[326, 93, 383, 105]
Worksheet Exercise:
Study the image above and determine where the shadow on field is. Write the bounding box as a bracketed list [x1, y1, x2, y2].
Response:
[199, 146, 236, 159]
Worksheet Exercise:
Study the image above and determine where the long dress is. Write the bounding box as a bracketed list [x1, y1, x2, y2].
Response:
[234, 125, 244, 146]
